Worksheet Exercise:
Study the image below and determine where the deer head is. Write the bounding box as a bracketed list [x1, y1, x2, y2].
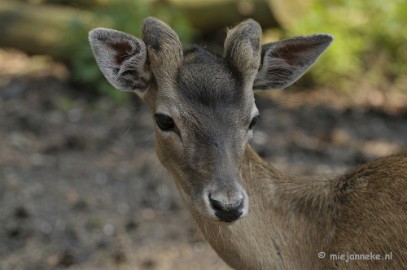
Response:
[89, 17, 332, 223]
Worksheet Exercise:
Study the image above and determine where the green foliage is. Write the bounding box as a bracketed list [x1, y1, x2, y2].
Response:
[288, 0, 407, 90]
[66, 0, 193, 101]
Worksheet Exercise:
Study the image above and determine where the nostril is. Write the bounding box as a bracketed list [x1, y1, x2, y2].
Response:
[209, 194, 224, 211]
[230, 196, 244, 210]
[208, 194, 244, 211]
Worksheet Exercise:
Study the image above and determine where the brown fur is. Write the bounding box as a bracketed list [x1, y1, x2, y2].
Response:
[190, 146, 407, 269]
[89, 17, 407, 269]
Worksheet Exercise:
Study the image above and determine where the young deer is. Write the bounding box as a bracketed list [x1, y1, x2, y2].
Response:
[89, 17, 407, 270]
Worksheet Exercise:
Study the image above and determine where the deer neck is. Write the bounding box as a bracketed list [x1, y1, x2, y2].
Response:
[188, 145, 336, 270]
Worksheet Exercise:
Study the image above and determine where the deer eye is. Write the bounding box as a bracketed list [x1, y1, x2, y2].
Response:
[155, 114, 175, 131]
[248, 115, 259, 130]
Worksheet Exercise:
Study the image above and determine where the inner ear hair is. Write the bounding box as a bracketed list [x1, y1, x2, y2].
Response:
[88, 28, 151, 97]
[253, 34, 333, 90]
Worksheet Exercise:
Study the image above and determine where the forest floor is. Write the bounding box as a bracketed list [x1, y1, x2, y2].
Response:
[1, 49, 406, 270]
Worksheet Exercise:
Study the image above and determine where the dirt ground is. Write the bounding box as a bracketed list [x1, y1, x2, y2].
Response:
[0, 49, 406, 270]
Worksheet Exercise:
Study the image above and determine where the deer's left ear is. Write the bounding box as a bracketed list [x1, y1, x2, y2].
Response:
[253, 34, 333, 90]
[89, 28, 152, 99]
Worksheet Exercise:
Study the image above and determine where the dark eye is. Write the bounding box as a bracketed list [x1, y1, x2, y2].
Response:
[155, 114, 175, 131]
[248, 115, 259, 130]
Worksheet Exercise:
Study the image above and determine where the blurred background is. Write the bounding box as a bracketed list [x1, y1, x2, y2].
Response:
[0, 0, 406, 269]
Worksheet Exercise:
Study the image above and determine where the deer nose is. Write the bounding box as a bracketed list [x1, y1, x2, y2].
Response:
[208, 192, 244, 222]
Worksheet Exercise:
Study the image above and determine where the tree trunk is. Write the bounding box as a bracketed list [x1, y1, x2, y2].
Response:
[14, 0, 107, 8]
[169, 0, 278, 34]
[0, 0, 309, 60]
[0, 1, 96, 58]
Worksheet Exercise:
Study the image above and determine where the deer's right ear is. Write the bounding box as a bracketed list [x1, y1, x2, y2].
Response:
[88, 28, 152, 98]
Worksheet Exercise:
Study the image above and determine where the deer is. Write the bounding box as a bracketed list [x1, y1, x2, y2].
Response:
[88, 17, 407, 270]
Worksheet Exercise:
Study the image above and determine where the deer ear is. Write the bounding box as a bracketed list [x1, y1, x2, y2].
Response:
[142, 17, 183, 87]
[253, 34, 333, 90]
[89, 28, 152, 98]
[224, 19, 262, 86]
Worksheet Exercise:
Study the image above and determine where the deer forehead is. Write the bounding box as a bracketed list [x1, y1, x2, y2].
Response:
[155, 47, 256, 123]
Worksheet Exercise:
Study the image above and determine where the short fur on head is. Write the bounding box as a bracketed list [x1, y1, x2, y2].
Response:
[89, 16, 333, 223]
[88, 18, 407, 270]
[89, 17, 332, 99]
[89, 17, 332, 223]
